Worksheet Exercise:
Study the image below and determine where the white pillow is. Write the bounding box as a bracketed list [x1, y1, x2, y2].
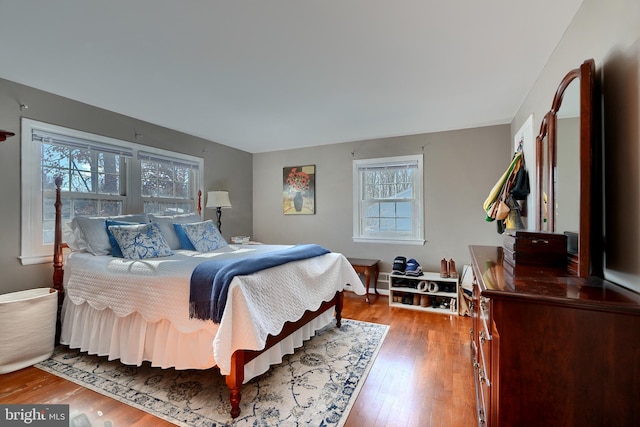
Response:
[179, 220, 227, 252]
[71, 214, 150, 256]
[72, 217, 111, 255]
[64, 220, 87, 252]
[107, 222, 173, 260]
[148, 213, 201, 249]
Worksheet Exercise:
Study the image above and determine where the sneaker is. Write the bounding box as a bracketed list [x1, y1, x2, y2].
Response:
[405, 258, 423, 276]
[392, 256, 407, 274]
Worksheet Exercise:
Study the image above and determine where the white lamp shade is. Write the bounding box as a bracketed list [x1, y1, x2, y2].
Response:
[206, 191, 232, 208]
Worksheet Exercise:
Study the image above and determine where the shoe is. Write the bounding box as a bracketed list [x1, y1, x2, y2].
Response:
[440, 258, 449, 278]
[392, 256, 407, 274]
[448, 258, 458, 279]
[405, 259, 423, 276]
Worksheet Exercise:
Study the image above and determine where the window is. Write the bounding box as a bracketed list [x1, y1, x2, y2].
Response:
[138, 151, 200, 215]
[21, 118, 203, 264]
[353, 154, 424, 244]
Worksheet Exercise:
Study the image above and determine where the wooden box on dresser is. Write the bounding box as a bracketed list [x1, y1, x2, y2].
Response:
[469, 245, 640, 427]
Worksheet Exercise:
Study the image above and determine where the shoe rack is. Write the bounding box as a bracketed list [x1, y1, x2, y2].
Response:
[388, 271, 459, 315]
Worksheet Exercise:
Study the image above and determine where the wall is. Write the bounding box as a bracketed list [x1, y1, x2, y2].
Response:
[511, 0, 640, 292]
[253, 125, 510, 286]
[0, 78, 253, 295]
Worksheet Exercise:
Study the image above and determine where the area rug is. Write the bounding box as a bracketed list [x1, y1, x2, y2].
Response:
[36, 319, 388, 427]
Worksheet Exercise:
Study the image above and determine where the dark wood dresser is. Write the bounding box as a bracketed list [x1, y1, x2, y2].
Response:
[469, 245, 640, 427]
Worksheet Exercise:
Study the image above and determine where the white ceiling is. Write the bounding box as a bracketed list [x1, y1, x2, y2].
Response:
[0, 0, 584, 153]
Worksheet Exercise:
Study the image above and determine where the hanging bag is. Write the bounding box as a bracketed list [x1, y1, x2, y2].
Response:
[483, 150, 523, 222]
[510, 164, 530, 200]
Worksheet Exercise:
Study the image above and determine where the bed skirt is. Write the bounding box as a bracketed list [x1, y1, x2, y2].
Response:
[60, 298, 334, 383]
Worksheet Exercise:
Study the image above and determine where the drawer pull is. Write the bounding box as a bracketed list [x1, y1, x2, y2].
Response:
[531, 238, 549, 244]
[479, 368, 487, 384]
[480, 330, 487, 344]
[472, 356, 480, 369]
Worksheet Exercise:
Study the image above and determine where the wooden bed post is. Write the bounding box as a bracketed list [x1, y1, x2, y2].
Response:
[53, 176, 65, 341]
[226, 351, 245, 418]
[335, 290, 343, 328]
[53, 177, 64, 293]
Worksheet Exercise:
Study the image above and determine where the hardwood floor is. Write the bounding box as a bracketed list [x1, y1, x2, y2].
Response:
[0, 291, 476, 426]
[341, 292, 476, 427]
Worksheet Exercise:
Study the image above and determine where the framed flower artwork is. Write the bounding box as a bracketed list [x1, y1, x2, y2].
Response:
[283, 165, 315, 214]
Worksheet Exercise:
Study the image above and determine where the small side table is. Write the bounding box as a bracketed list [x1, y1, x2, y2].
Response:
[347, 258, 380, 303]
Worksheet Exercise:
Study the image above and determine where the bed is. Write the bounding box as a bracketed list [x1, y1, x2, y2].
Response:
[51, 180, 365, 418]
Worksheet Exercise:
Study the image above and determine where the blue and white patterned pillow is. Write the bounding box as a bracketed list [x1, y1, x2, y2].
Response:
[177, 220, 227, 252]
[107, 222, 173, 260]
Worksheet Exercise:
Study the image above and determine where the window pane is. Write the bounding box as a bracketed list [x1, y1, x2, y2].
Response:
[157, 180, 174, 198]
[159, 202, 191, 215]
[99, 200, 122, 216]
[364, 217, 379, 233]
[43, 195, 67, 221]
[71, 147, 92, 171]
[397, 217, 412, 231]
[98, 173, 120, 194]
[175, 181, 189, 198]
[380, 202, 396, 218]
[380, 218, 395, 231]
[364, 203, 379, 218]
[157, 162, 174, 180]
[97, 152, 120, 194]
[144, 201, 193, 215]
[70, 170, 93, 192]
[363, 168, 415, 200]
[141, 160, 157, 179]
[73, 199, 99, 216]
[42, 169, 67, 191]
[143, 201, 159, 213]
[142, 179, 157, 197]
[397, 202, 412, 218]
[42, 143, 69, 169]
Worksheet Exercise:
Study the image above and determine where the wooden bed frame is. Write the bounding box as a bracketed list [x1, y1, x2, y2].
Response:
[50, 177, 343, 418]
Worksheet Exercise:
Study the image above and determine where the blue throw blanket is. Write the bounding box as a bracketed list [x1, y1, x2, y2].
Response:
[189, 244, 330, 323]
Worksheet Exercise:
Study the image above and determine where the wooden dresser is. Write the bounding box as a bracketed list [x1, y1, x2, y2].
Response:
[469, 245, 640, 427]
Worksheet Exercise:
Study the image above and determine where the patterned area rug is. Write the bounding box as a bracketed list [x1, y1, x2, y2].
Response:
[36, 319, 388, 427]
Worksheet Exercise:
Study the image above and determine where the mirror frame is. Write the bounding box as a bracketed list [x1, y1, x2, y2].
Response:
[535, 58, 595, 277]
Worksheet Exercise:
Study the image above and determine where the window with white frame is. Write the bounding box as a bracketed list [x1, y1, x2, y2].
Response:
[352, 154, 424, 244]
[21, 118, 203, 265]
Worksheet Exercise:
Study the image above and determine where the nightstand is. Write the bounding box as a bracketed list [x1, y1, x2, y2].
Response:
[346, 258, 379, 303]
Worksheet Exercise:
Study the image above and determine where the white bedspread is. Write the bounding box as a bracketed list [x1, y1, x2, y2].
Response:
[61, 245, 365, 376]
